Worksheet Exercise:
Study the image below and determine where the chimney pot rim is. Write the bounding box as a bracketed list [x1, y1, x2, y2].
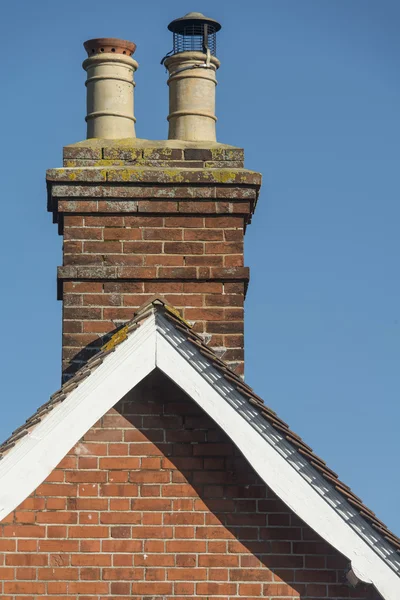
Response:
[83, 38, 137, 57]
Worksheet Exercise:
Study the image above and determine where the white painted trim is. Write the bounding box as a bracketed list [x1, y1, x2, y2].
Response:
[0, 315, 157, 522]
[155, 316, 400, 600]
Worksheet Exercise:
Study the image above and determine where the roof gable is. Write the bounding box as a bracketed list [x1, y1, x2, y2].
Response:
[0, 299, 398, 599]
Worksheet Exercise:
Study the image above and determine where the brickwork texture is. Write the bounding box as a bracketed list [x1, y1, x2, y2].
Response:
[47, 145, 260, 381]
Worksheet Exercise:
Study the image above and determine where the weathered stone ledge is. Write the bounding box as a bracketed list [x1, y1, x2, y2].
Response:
[63, 159, 245, 169]
[46, 167, 262, 186]
[63, 140, 245, 164]
[50, 185, 258, 199]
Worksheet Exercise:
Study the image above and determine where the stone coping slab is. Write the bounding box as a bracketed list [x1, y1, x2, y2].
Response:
[47, 167, 262, 186]
[63, 138, 245, 163]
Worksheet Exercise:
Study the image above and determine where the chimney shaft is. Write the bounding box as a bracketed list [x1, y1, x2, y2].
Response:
[83, 38, 138, 139]
[164, 52, 220, 142]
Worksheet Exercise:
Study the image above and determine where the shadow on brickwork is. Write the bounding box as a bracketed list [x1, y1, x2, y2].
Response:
[62, 324, 127, 384]
[113, 369, 380, 600]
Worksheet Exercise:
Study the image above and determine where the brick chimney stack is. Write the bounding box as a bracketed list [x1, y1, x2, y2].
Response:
[47, 22, 261, 383]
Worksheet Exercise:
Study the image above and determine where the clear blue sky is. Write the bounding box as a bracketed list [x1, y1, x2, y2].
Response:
[0, 1, 399, 534]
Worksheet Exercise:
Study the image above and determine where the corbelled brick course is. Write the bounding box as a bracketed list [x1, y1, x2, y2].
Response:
[47, 143, 261, 381]
[0, 372, 379, 599]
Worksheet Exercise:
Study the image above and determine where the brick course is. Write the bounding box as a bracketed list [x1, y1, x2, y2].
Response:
[0, 372, 379, 599]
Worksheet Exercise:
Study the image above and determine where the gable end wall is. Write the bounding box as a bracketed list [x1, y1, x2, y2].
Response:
[0, 372, 380, 599]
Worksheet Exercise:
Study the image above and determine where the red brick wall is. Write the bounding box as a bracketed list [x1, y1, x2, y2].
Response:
[62, 214, 246, 379]
[0, 372, 380, 599]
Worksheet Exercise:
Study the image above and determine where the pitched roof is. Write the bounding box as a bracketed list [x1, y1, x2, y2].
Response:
[1, 298, 397, 549]
[158, 304, 400, 553]
[0, 298, 399, 599]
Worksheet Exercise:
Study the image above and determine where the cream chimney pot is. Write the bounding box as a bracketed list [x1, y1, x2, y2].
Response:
[163, 12, 222, 142]
[83, 38, 138, 139]
[164, 52, 220, 142]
